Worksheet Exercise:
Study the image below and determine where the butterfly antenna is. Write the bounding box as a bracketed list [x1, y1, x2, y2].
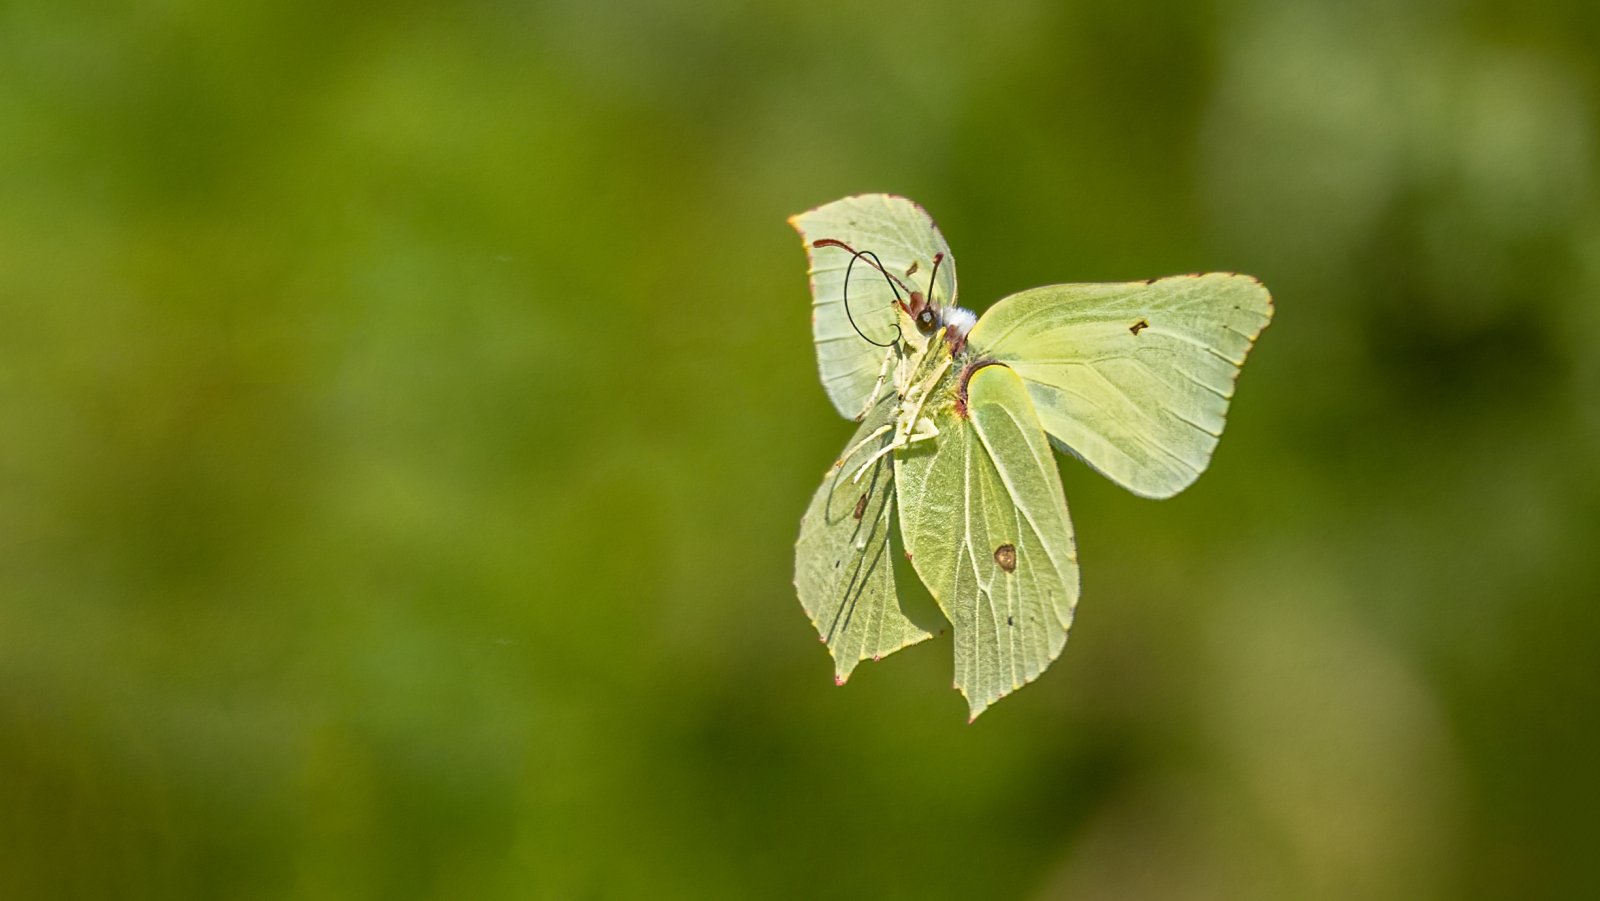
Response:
[843, 249, 904, 348]
[925, 252, 944, 307]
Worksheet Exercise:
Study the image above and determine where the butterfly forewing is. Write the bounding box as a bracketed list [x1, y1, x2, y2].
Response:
[795, 392, 943, 682]
[790, 195, 959, 420]
[967, 275, 1272, 499]
[895, 364, 1079, 719]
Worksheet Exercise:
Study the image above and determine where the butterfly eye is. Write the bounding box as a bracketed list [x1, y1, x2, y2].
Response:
[916, 308, 938, 335]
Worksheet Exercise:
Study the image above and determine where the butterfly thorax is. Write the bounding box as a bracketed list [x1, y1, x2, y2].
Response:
[884, 316, 976, 456]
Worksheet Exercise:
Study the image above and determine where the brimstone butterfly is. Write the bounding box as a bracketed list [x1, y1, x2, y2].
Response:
[791, 194, 1272, 719]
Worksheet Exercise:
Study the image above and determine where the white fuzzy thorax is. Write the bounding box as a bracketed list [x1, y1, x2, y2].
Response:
[942, 306, 977, 340]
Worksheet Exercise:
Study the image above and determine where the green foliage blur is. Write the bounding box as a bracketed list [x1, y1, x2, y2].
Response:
[3, 0, 1598, 898]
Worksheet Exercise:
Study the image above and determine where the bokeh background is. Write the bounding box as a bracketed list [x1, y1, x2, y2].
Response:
[3, 0, 1598, 898]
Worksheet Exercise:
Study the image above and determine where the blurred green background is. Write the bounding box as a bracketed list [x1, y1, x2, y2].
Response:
[3, 0, 1598, 898]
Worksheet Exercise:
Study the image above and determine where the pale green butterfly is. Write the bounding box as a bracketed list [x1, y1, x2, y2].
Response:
[792, 194, 1272, 719]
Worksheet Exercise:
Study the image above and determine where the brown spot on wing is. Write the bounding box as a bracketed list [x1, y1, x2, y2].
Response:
[994, 544, 1017, 572]
[852, 493, 868, 520]
[1130, 318, 1149, 336]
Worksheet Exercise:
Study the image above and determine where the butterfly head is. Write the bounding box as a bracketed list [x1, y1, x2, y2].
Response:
[819, 239, 975, 356]
[899, 252, 975, 354]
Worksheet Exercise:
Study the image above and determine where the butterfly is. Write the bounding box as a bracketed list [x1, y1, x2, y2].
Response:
[791, 194, 1273, 719]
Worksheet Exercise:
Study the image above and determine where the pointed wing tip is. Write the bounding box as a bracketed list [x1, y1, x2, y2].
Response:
[788, 215, 811, 242]
[954, 683, 991, 722]
[956, 658, 1067, 720]
[787, 199, 843, 232]
[1223, 271, 1275, 325]
[819, 629, 938, 687]
[964, 688, 1022, 721]
[1228, 271, 1275, 316]
[788, 209, 828, 242]
[829, 653, 857, 685]
[823, 631, 938, 687]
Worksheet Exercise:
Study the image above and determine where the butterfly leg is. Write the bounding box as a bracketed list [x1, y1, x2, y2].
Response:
[848, 440, 898, 483]
[853, 347, 898, 422]
[896, 354, 951, 439]
[849, 354, 952, 483]
[906, 415, 940, 444]
[836, 423, 893, 470]
[847, 405, 916, 482]
[847, 410, 942, 483]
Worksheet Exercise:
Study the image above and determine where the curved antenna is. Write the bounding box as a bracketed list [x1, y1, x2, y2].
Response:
[813, 238, 914, 296]
[843, 249, 904, 348]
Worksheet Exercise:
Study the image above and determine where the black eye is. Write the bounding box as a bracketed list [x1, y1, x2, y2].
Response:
[915, 309, 937, 334]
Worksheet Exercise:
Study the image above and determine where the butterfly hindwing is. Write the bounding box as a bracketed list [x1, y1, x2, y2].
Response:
[795, 391, 943, 682]
[790, 194, 959, 420]
[895, 364, 1079, 719]
[967, 275, 1272, 499]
